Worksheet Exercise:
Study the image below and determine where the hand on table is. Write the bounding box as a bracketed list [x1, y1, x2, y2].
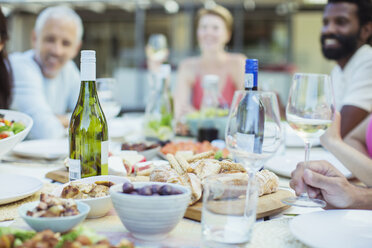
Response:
[289, 160, 358, 209]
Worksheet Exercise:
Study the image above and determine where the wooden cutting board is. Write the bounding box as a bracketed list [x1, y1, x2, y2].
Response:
[46, 169, 69, 183]
[46, 169, 293, 220]
[184, 189, 292, 221]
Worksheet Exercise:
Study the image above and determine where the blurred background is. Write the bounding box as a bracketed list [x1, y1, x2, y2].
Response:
[1, 0, 335, 112]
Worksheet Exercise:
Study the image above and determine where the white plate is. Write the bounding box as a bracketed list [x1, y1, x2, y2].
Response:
[108, 117, 132, 139]
[290, 210, 372, 248]
[12, 139, 68, 160]
[265, 148, 353, 179]
[108, 117, 144, 140]
[0, 174, 42, 205]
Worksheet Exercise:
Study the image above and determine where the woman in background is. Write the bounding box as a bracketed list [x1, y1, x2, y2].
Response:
[0, 7, 12, 109]
[174, 5, 246, 121]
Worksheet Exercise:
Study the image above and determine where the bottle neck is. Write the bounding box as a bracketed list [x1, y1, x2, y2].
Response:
[244, 70, 258, 91]
[81, 61, 96, 81]
[78, 81, 98, 103]
[79, 60, 97, 101]
[155, 75, 168, 95]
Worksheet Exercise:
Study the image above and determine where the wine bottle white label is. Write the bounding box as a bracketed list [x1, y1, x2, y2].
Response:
[245, 73, 254, 89]
[101, 140, 109, 175]
[69, 158, 81, 180]
[236, 132, 255, 153]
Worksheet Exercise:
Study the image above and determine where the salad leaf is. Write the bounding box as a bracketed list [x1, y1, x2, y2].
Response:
[214, 150, 223, 160]
[12, 122, 25, 134]
[0, 125, 10, 132]
[56, 225, 105, 248]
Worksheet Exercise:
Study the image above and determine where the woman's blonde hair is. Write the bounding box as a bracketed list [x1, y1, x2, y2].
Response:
[196, 5, 233, 34]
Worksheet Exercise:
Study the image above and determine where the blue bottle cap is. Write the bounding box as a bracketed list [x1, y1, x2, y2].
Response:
[245, 59, 258, 73]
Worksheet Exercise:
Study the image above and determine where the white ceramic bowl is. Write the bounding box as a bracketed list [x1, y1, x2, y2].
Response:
[53, 175, 129, 218]
[110, 182, 191, 241]
[19, 201, 90, 233]
[0, 109, 33, 158]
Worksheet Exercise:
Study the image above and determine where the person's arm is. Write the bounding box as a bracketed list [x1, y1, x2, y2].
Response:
[10, 55, 65, 139]
[290, 160, 372, 210]
[229, 53, 246, 91]
[67, 61, 81, 112]
[321, 112, 372, 186]
[339, 57, 372, 137]
[174, 60, 194, 122]
[344, 115, 371, 156]
[340, 105, 369, 137]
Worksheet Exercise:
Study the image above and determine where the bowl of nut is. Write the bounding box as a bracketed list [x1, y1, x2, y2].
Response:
[110, 182, 191, 241]
[18, 193, 90, 233]
[53, 175, 129, 218]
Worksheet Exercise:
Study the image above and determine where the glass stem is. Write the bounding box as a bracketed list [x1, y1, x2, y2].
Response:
[300, 141, 312, 198]
[304, 140, 311, 164]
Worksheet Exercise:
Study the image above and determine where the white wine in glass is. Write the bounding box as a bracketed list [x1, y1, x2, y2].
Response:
[283, 73, 335, 208]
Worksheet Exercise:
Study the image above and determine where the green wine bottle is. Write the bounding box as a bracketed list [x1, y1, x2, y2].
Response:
[69, 50, 108, 180]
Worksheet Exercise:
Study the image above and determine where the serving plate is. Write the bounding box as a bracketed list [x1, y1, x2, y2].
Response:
[0, 174, 42, 205]
[12, 139, 68, 160]
[265, 148, 353, 179]
[290, 210, 372, 248]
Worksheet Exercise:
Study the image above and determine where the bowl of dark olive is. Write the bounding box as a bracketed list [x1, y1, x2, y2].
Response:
[110, 182, 191, 240]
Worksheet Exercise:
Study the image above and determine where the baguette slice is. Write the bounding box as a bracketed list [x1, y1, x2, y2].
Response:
[186, 151, 215, 163]
[219, 160, 246, 173]
[167, 154, 185, 175]
[256, 169, 279, 196]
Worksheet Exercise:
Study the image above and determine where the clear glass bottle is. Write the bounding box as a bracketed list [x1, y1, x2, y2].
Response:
[236, 59, 265, 153]
[144, 64, 174, 142]
[69, 50, 109, 180]
[197, 75, 221, 142]
[200, 75, 220, 114]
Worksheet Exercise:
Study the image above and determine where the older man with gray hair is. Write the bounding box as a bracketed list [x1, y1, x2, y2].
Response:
[10, 6, 83, 139]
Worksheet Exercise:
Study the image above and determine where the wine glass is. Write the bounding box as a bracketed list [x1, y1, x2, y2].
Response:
[283, 73, 335, 208]
[96, 78, 121, 119]
[146, 34, 168, 62]
[225, 91, 283, 174]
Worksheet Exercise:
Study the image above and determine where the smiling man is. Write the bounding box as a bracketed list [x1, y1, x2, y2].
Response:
[321, 0, 372, 137]
[10, 6, 83, 139]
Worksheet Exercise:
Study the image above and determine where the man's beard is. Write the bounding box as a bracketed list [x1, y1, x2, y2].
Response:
[320, 32, 360, 60]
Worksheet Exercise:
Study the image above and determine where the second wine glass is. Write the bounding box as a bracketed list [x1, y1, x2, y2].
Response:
[283, 73, 335, 208]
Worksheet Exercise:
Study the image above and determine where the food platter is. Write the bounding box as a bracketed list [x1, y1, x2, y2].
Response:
[45, 148, 293, 221]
